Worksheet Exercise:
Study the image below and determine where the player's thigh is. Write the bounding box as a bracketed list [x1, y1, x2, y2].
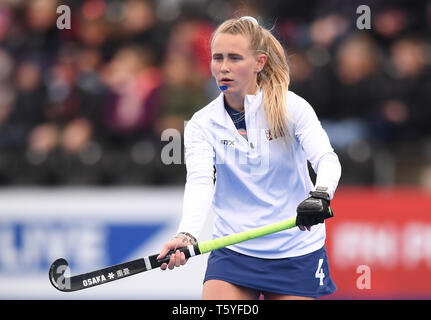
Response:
[202, 279, 260, 300]
[263, 291, 315, 300]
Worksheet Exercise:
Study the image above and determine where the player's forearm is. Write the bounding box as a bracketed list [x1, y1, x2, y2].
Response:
[176, 182, 214, 240]
[180, 117, 215, 239]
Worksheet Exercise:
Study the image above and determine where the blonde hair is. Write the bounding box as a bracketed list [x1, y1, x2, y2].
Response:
[211, 17, 292, 140]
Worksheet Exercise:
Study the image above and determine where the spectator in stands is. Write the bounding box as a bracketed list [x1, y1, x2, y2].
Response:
[20, 0, 61, 64]
[120, 0, 167, 66]
[100, 45, 162, 149]
[323, 33, 387, 149]
[156, 20, 213, 135]
[27, 46, 101, 157]
[372, 36, 431, 141]
[1, 57, 45, 151]
[288, 48, 333, 119]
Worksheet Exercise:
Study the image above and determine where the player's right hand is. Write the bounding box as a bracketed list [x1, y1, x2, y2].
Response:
[157, 237, 188, 270]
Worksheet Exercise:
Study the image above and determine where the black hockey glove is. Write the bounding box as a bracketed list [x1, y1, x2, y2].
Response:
[296, 187, 334, 229]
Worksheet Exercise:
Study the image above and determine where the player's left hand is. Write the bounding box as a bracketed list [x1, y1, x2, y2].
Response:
[296, 188, 333, 231]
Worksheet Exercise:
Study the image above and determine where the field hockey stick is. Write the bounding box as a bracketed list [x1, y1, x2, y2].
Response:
[49, 210, 333, 292]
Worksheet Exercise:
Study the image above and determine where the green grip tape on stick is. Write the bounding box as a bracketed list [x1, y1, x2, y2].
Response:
[197, 217, 297, 254]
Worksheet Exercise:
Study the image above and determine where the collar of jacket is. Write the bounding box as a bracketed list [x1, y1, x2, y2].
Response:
[209, 88, 263, 128]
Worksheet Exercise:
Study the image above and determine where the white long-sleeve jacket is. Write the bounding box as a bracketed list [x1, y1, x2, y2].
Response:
[177, 89, 341, 258]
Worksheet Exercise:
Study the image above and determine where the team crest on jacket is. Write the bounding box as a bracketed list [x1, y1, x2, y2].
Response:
[265, 129, 273, 141]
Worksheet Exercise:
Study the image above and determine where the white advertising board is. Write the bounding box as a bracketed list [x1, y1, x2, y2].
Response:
[0, 187, 214, 299]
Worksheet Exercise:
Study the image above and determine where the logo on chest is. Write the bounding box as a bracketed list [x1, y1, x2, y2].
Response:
[220, 139, 235, 146]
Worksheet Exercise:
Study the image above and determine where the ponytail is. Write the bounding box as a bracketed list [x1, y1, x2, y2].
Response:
[258, 29, 291, 140]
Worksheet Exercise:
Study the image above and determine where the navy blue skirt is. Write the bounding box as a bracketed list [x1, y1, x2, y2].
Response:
[203, 245, 336, 298]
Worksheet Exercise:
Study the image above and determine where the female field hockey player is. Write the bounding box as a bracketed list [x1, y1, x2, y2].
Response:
[157, 16, 342, 300]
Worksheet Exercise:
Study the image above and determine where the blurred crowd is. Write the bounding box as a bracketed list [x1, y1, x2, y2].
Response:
[0, 0, 430, 186]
